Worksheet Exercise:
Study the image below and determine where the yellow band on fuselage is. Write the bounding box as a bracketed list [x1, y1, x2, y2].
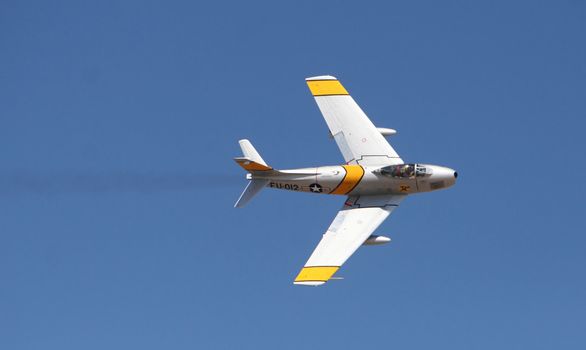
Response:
[306, 80, 349, 96]
[330, 165, 364, 195]
[294, 266, 339, 282]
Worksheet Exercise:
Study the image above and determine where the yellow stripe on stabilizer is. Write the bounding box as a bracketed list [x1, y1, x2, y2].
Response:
[295, 266, 339, 282]
[234, 158, 272, 171]
[307, 80, 349, 96]
[330, 165, 365, 195]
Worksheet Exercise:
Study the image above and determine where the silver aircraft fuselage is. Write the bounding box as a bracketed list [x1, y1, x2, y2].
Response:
[251, 163, 457, 197]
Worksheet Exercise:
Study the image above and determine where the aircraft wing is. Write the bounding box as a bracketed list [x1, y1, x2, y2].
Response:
[294, 194, 406, 286]
[306, 75, 403, 166]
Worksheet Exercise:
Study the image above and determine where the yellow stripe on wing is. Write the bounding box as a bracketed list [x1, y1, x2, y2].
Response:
[330, 165, 364, 195]
[294, 266, 339, 283]
[306, 80, 349, 96]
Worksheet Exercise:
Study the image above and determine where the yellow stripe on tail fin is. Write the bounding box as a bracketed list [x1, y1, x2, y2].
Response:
[234, 157, 273, 172]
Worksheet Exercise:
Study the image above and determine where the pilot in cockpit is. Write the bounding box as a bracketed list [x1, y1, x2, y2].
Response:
[381, 164, 416, 178]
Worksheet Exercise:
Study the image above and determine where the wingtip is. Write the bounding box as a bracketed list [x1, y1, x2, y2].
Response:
[306, 75, 338, 81]
[293, 281, 326, 286]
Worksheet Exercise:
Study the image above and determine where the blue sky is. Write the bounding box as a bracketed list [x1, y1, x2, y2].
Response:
[1, 1, 585, 349]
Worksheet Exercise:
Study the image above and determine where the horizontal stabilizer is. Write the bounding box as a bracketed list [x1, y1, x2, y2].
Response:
[234, 179, 268, 208]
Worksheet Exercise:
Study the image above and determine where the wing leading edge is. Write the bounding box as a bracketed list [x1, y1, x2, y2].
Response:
[294, 194, 406, 286]
[306, 75, 403, 166]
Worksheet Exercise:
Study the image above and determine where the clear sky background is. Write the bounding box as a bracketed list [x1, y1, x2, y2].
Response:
[1, 1, 585, 349]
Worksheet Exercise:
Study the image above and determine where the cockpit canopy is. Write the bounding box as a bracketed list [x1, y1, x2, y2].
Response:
[378, 164, 432, 179]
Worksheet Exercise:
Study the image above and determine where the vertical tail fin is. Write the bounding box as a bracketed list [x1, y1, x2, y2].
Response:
[234, 139, 271, 207]
[239, 139, 267, 166]
[234, 139, 273, 172]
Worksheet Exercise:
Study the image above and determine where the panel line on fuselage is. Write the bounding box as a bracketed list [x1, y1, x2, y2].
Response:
[328, 166, 348, 194]
[330, 165, 365, 195]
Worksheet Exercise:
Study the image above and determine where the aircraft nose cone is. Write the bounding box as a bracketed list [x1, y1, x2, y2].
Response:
[423, 165, 457, 190]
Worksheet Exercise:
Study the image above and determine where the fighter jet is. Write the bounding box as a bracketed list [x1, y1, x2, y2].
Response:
[234, 75, 457, 286]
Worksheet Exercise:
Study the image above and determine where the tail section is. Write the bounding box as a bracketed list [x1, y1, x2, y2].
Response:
[234, 157, 273, 172]
[234, 139, 273, 172]
[234, 139, 272, 207]
[234, 179, 269, 208]
[239, 139, 267, 166]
